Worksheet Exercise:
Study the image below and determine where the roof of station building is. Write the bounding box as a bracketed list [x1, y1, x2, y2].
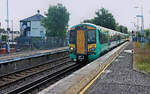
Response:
[20, 14, 44, 22]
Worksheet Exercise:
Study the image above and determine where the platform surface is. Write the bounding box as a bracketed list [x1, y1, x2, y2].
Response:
[38, 42, 128, 94]
[0, 47, 67, 64]
[85, 42, 150, 94]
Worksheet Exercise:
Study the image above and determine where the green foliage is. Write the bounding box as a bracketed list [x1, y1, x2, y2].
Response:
[135, 42, 141, 48]
[0, 28, 4, 32]
[42, 4, 70, 38]
[134, 42, 150, 74]
[135, 28, 150, 38]
[136, 60, 150, 74]
[145, 42, 150, 49]
[116, 25, 128, 34]
[83, 8, 129, 33]
[94, 8, 117, 30]
[83, 19, 94, 23]
[83, 8, 117, 30]
[144, 28, 150, 38]
[2, 35, 9, 41]
[136, 31, 142, 37]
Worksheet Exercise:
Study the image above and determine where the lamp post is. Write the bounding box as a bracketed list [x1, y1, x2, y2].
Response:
[11, 20, 13, 43]
[131, 21, 138, 40]
[6, 0, 10, 53]
[135, 6, 145, 48]
[133, 17, 139, 31]
[131, 22, 136, 31]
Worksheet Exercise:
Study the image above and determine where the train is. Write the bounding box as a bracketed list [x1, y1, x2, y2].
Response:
[68, 23, 129, 62]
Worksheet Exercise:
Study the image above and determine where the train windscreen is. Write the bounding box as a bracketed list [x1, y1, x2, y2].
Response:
[69, 30, 76, 44]
[87, 30, 96, 44]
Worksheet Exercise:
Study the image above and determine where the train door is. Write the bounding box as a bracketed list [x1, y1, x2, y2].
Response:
[76, 29, 88, 61]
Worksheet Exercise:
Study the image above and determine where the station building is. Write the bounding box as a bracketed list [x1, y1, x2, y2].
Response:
[20, 10, 46, 38]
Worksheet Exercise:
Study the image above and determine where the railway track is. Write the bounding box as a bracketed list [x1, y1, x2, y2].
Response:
[0, 52, 79, 94]
[7, 63, 80, 94]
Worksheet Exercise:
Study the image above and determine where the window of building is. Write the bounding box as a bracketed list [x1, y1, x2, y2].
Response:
[40, 31, 44, 37]
[40, 22, 42, 26]
[27, 22, 30, 27]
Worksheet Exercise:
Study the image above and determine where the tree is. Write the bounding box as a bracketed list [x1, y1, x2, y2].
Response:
[2, 35, 8, 41]
[83, 8, 129, 33]
[83, 8, 117, 30]
[0, 28, 4, 32]
[83, 19, 94, 23]
[116, 25, 128, 34]
[42, 4, 70, 38]
[137, 31, 142, 38]
[144, 29, 150, 38]
[0, 28, 5, 41]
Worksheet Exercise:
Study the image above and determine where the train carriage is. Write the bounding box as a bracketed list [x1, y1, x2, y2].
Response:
[68, 23, 128, 62]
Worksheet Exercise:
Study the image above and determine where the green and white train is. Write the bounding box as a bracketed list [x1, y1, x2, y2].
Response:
[68, 23, 129, 62]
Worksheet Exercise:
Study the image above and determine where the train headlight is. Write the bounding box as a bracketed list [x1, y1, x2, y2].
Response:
[69, 44, 75, 53]
[89, 47, 96, 52]
[70, 47, 73, 50]
[70, 47, 74, 52]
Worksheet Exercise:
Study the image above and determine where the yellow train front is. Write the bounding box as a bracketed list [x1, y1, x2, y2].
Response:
[68, 23, 99, 62]
[68, 23, 129, 63]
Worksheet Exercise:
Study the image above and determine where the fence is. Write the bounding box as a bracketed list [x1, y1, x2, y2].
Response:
[16, 36, 68, 51]
[132, 36, 150, 45]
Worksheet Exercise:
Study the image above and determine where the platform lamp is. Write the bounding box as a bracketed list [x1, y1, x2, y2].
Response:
[130, 22, 136, 37]
[6, 0, 10, 53]
[135, 6, 145, 48]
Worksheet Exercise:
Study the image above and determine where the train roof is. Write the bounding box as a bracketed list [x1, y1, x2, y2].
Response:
[70, 23, 129, 36]
[70, 23, 97, 29]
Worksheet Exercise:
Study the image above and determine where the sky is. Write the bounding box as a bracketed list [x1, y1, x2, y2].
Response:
[0, 0, 150, 31]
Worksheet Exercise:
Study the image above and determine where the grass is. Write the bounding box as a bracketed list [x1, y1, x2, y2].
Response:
[134, 42, 150, 74]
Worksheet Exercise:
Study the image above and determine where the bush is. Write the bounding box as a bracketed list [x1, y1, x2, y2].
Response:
[135, 42, 141, 48]
[144, 42, 150, 49]
[2, 35, 9, 41]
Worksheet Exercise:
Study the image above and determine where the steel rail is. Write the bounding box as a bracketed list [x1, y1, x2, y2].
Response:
[0, 55, 69, 88]
[7, 63, 80, 94]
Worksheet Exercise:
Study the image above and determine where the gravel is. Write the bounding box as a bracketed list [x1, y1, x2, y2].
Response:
[85, 42, 150, 94]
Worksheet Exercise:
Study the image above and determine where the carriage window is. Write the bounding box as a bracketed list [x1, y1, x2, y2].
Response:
[69, 30, 76, 44]
[99, 32, 103, 43]
[87, 30, 96, 44]
[99, 31, 108, 44]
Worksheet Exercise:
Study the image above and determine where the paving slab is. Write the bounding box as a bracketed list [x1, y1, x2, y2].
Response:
[38, 42, 128, 94]
[0, 47, 67, 63]
[85, 42, 150, 94]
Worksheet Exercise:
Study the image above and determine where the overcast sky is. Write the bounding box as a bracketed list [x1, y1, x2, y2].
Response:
[0, 0, 150, 31]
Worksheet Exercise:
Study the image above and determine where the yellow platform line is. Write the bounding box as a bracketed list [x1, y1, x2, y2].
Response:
[79, 53, 118, 94]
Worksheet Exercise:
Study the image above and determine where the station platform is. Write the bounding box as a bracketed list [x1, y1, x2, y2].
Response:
[0, 47, 67, 64]
[84, 42, 150, 94]
[38, 42, 129, 94]
[0, 47, 68, 77]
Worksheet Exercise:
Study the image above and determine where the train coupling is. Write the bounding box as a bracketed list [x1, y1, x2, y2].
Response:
[77, 55, 85, 61]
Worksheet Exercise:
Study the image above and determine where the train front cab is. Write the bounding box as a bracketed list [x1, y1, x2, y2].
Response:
[69, 25, 98, 62]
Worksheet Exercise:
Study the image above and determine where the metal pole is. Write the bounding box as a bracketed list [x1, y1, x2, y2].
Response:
[141, 6, 145, 48]
[136, 17, 139, 31]
[134, 6, 139, 41]
[11, 20, 13, 42]
[136, 17, 139, 39]
[6, 0, 10, 53]
[6, 0, 9, 28]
